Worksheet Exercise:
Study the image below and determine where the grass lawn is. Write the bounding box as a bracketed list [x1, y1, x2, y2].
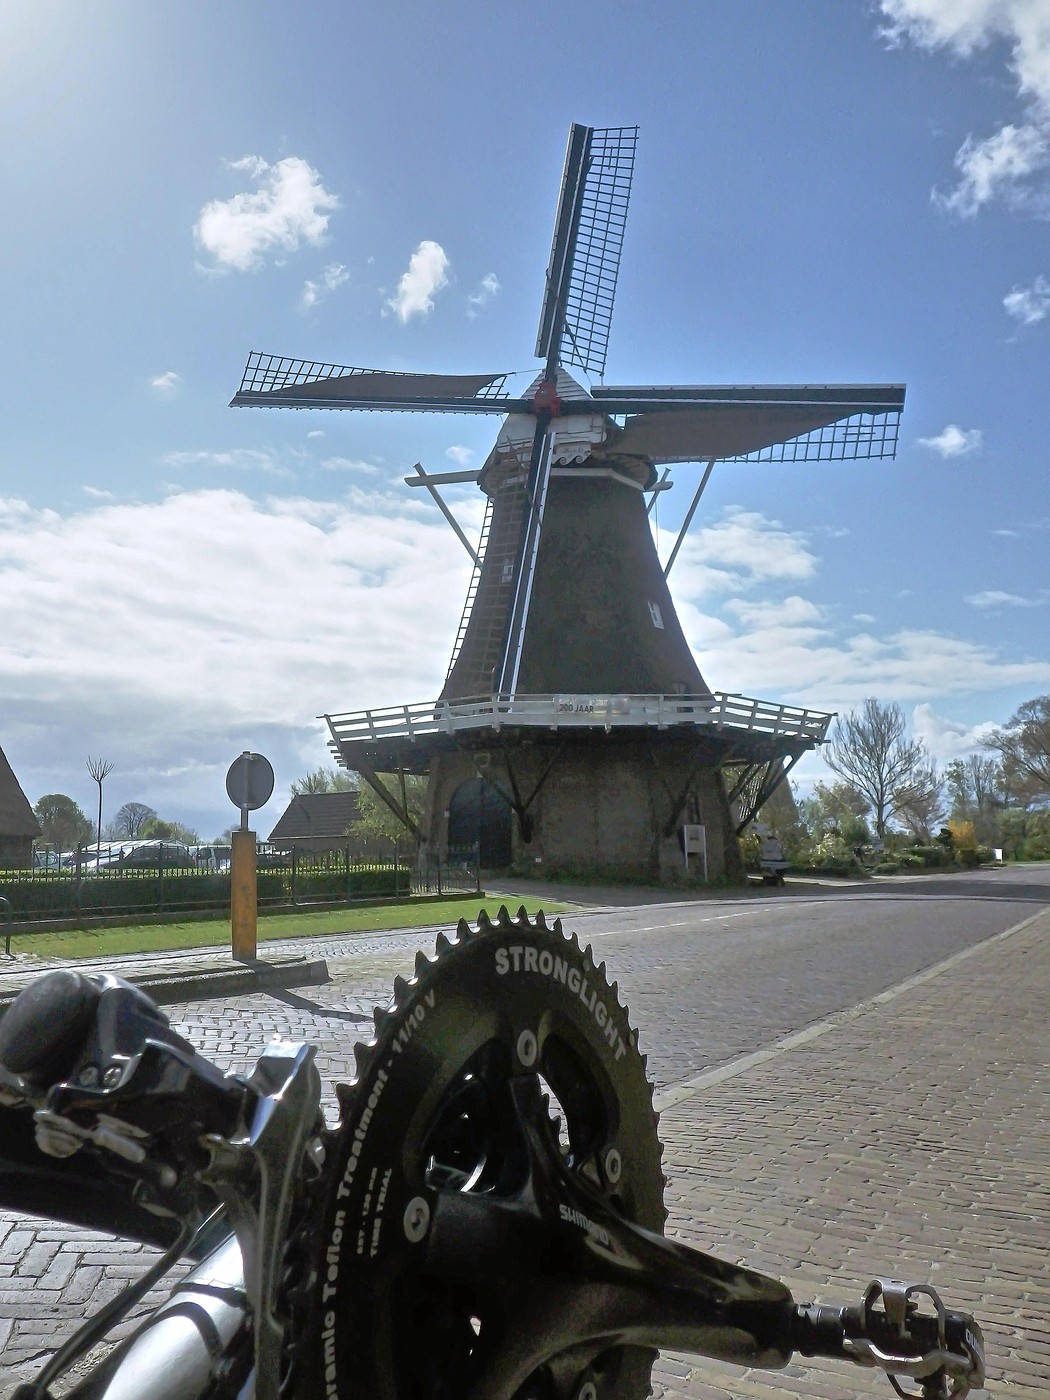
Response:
[11, 895, 574, 963]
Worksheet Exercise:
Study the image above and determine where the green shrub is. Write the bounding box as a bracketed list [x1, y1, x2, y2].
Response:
[897, 853, 925, 870]
[955, 846, 981, 869]
[0, 863, 413, 922]
[1022, 831, 1050, 860]
[739, 830, 762, 872]
[873, 860, 900, 874]
[907, 844, 953, 869]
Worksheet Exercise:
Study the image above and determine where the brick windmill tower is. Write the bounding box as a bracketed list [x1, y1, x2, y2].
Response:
[232, 125, 904, 881]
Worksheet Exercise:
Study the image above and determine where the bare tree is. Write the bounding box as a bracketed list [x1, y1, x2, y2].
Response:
[984, 695, 1050, 805]
[825, 699, 933, 839]
[945, 754, 1004, 842]
[112, 801, 157, 838]
[85, 755, 114, 853]
[893, 758, 945, 841]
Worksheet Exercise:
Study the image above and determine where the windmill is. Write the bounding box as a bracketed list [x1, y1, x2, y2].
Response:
[232, 124, 904, 881]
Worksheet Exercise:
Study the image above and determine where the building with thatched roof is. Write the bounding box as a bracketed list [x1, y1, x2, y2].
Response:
[0, 744, 40, 869]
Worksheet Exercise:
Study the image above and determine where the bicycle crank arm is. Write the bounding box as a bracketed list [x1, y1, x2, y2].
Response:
[416, 1077, 796, 1398]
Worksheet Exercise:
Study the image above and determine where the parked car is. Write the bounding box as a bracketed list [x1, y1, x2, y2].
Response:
[192, 845, 232, 874]
[59, 846, 122, 869]
[117, 841, 196, 869]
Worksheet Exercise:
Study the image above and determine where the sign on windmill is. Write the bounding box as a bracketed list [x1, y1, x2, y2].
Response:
[225, 750, 274, 961]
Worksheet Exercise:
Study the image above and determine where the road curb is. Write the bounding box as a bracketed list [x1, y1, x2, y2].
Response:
[0, 955, 331, 1013]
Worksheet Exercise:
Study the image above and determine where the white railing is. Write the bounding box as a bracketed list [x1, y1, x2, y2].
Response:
[322, 692, 833, 748]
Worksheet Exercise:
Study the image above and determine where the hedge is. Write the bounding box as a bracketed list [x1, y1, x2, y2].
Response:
[0, 866, 409, 920]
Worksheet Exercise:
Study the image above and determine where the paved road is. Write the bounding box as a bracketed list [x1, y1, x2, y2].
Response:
[1, 866, 1047, 1391]
[151, 864, 1049, 1098]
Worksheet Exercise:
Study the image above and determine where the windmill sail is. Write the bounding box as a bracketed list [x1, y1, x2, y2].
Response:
[231, 354, 511, 413]
[535, 125, 638, 379]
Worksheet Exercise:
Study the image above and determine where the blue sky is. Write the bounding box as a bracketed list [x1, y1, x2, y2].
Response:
[2, 0, 1049, 840]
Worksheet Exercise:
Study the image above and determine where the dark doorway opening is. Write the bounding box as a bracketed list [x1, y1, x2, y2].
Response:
[448, 778, 513, 868]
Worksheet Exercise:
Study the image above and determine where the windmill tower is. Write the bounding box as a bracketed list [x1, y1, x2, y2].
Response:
[232, 124, 904, 882]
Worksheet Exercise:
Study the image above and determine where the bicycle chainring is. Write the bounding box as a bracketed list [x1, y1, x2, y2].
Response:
[299, 908, 666, 1400]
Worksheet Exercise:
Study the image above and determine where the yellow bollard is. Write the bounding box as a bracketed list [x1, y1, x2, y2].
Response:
[231, 828, 258, 961]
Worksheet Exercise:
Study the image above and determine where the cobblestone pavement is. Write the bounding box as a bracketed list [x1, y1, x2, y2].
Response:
[647, 906, 1050, 1400]
[1, 877, 1047, 1394]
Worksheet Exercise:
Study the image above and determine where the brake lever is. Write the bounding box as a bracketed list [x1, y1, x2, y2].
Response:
[842, 1280, 985, 1399]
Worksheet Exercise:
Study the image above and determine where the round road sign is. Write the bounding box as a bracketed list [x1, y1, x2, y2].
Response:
[226, 751, 275, 812]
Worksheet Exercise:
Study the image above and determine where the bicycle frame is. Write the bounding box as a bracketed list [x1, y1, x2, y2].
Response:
[0, 960, 984, 1400]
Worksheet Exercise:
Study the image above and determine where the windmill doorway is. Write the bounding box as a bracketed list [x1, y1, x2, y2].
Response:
[448, 778, 513, 869]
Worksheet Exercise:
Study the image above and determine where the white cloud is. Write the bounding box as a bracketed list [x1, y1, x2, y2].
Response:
[386, 240, 449, 322]
[878, 1, 1050, 213]
[935, 122, 1050, 215]
[666, 507, 819, 597]
[151, 370, 182, 397]
[679, 609, 1050, 715]
[966, 588, 1047, 608]
[0, 488, 473, 837]
[83, 486, 115, 501]
[194, 156, 339, 272]
[658, 508, 1050, 713]
[918, 423, 983, 457]
[321, 456, 381, 475]
[445, 445, 474, 466]
[301, 262, 349, 310]
[910, 703, 998, 760]
[164, 448, 290, 478]
[1004, 273, 1050, 323]
[727, 595, 824, 628]
[307, 430, 326, 439]
[467, 272, 500, 316]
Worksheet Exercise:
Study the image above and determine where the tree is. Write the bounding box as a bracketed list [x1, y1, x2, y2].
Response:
[33, 794, 93, 851]
[756, 778, 804, 839]
[290, 766, 359, 796]
[825, 699, 935, 839]
[138, 817, 200, 844]
[985, 695, 1050, 805]
[800, 780, 871, 842]
[893, 758, 945, 841]
[945, 755, 1005, 843]
[111, 802, 158, 838]
[350, 776, 427, 842]
[86, 755, 114, 852]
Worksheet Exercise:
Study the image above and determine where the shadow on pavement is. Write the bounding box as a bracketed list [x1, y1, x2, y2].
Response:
[263, 987, 372, 1022]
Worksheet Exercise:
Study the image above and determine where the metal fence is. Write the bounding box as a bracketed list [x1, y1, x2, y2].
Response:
[412, 847, 482, 897]
[2, 840, 480, 925]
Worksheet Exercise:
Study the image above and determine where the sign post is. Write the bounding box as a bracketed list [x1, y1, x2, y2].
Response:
[225, 751, 274, 962]
[682, 823, 707, 882]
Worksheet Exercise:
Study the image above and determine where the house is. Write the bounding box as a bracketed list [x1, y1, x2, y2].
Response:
[268, 790, 361, 853]
[0, 743, 41, 869]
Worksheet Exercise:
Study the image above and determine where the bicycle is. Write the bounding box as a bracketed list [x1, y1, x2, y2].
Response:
[0, 909, 984, 1400]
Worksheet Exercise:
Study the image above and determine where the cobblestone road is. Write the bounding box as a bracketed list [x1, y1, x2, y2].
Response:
[1, 869, 1048, 1394]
